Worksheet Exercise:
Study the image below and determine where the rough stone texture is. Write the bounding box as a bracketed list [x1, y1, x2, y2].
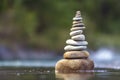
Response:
[64, 51, 89, 59]
[55, 59, 94, 72]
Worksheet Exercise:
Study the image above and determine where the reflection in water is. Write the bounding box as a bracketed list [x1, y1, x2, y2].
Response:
[0, 67, 120, 80]
[56, 72, 94, 80]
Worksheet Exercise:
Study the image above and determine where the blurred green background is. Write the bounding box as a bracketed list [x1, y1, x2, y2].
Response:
[0, 0, 120, 53]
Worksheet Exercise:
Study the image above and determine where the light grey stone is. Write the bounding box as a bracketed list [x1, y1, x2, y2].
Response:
[70, 30, 83, 36]
[72, 34, 85, 41]
[64, 45, 87, 51]
[71, 27, 85, 31]
[73, 17, 82, 21]
[73, 21, 82, 24]
[66, 39, 88, 45]
[72, 23, 84, 27]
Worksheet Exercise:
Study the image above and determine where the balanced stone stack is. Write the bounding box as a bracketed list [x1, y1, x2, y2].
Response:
[55, 11, 94, 73]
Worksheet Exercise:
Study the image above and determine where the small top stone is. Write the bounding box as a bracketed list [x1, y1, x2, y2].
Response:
[75, 11, 81, 18]
[73, 11, 82, 21]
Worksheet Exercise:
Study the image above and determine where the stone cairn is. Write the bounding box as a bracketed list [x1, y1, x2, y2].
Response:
[55, 11, 94, 73]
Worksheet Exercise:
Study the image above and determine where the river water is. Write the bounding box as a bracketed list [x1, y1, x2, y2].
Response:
[0, 48, 120, 80]
[0, 67, 120, 80]
[0, 48, 120, 69]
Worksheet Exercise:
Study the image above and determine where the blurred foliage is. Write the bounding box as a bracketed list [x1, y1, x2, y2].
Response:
[0, 0, 120, 51]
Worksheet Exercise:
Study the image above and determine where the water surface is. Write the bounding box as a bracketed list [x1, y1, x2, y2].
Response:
[0, 67, 120, 80]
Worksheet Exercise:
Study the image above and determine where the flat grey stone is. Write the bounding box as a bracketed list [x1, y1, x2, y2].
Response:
[72, 34, 85, 41]
[66, 39, 88, 45]
[71, 27, 85, 31]
[72, 23, 84, 27]
[73, 17, 82, 21]
[70, 30, 83, 36]
[73, 21, 82, 24]
[64, 45, 87, 51]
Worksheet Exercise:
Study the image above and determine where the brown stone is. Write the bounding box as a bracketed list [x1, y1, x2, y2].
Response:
[64, 51, 89, 59]
[56, 72, 94, 80]
[55, 59, 94, 73]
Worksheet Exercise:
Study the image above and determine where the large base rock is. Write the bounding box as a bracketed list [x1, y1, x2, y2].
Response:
[56, 72, 94, 80]
[55, 59, 94, 72]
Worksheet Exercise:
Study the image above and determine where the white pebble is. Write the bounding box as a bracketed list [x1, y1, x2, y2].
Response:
[73, 17, 82, 21]
[64, 45, 87, 51]
[66, 39, 88, 45]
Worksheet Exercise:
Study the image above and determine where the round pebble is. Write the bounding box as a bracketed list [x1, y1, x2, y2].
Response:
[64, 45, 87, 51]
[70, 30, 83, 36]
[72, 34, 85, 41]
[66, 39, 88, 46]
[71, 27, 85, 31]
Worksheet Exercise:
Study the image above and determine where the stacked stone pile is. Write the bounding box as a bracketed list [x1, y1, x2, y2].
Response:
[55, 11, 94, 72]
[64, 11, 88, 59]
